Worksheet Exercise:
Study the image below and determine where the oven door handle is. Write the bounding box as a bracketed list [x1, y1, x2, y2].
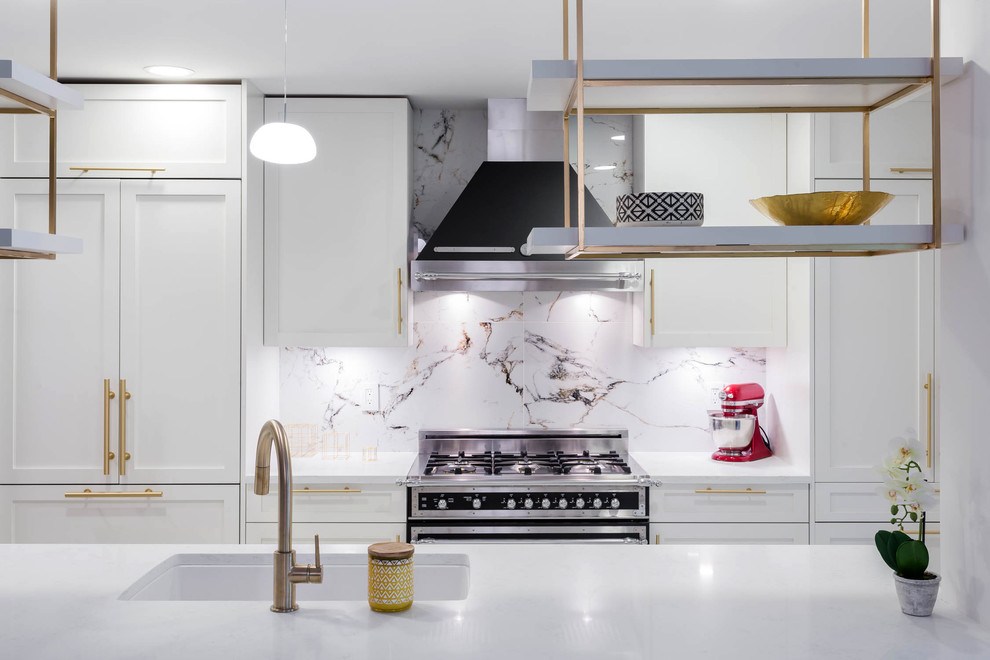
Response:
[412, 537, 647, 544]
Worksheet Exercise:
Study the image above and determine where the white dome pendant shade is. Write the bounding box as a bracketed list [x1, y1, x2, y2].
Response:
[250, 121, 316, 164]
[249, 0, 316, 165]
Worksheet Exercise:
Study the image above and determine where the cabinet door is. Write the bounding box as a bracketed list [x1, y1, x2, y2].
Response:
[0, 84, 242, 179]
[119, 180, 241, 484]
[633, 114, 787, 347]
[812, 522, 940, 572]
[815, 482, 940, 522]
[650, 483, 809, 523]
[244, 522, 405, 545]
[813, 99, 932, 180]
[264, 97, 411, 347]
[0, 180, 121, 484]
[651, 522, 809, 545]
[246, 481, 406, 523]
[814, 179, 935, 482]
[0, 484, 239, 543]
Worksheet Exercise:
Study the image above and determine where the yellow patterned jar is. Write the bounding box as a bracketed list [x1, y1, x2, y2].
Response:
[368, 542, 415, 612]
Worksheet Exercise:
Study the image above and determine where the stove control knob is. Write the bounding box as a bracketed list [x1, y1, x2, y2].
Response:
[437, 499, 448, 510]
[575, 498, 585, 509]
[541, 498, 552, 509]
[506, 498, 516, 510]
[558, 498, 568, 509]
[610, 497, 621, 509]
[523, 498, 534, 509]
[472, 498, 482, 510]
[592, 497, 603, 509]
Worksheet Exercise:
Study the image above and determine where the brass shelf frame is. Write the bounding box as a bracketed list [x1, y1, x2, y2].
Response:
[560, 0, 943, 260]
[1, 0, 62, 261]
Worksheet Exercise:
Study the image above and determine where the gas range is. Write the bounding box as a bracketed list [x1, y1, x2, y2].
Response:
[402, 429, 659, 544]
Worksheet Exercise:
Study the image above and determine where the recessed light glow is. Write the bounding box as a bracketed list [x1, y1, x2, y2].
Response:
[610, 134, 626, 141]
[143, 65, 195, 78]
[593, 165, 617, 171]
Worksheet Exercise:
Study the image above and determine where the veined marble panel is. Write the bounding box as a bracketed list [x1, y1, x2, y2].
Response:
[281, 292, 766, 454]
[569, 115, 634, 224]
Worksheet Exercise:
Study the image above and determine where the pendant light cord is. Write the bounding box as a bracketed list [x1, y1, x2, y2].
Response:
[282, 0, 288, 121]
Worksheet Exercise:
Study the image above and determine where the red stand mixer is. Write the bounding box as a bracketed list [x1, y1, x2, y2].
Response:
[709, 383, 772, 462]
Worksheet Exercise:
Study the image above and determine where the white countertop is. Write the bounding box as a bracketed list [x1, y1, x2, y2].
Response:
[264, 451, 811, 485]
[3, 543, 987, 659]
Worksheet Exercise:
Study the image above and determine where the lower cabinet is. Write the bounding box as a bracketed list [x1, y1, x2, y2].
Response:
[651, 523, 809, 545]
[814, 522, 940, 571]
[650, 483, 810, 523]
[245, 522, 405, 545]
[814, 482, 940, 523]
[0, 485, 239, 543]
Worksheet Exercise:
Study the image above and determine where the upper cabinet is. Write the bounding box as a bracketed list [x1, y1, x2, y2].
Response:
[632, 114, 788, 348]
[263, 97, 411, 347]
[0, 84, 242, 179]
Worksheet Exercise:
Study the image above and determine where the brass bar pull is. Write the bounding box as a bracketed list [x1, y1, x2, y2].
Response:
[694, 488, 767, 495]
[906, 530, 940, 535]
[119, 379, 131, 476]
[397, 267, 403, 334]
[103, 379, 116, 475]
[65, 489, 162, 498]
[69, 167, 166, 173]
[924, 373, 933, 468]
[890, 167, 933, 174]
[649, 268, 655, 336]
[655, 534, 659, 545]
[292, 487, 362, 494]
[396, 534, 401, 543]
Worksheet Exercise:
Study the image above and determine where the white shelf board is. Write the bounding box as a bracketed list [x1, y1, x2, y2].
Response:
[526, 224, 964, 256]
[527, 57, 964, 112]
[0, 228, 83, 255]
[0, 60, 83, 111]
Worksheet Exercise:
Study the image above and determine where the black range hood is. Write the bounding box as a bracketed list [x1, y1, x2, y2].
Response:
[411, 161, 643, 292]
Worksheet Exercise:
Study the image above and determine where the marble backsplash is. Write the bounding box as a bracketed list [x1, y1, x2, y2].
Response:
[279, 109, 763, 454]
[280, 291, 766, 453]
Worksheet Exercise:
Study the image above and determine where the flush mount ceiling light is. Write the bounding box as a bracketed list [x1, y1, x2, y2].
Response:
[249, 0, 316, 164]
[143, 65, 195, 78]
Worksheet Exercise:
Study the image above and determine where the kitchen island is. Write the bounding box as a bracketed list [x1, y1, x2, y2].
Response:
[2, 543, 987, 659]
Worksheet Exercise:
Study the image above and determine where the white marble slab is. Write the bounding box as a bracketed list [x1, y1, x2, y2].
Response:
[633, 451, 812, 484]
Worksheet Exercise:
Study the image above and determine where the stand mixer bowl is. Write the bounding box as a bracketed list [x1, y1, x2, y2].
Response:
[708, 412, 757, 451]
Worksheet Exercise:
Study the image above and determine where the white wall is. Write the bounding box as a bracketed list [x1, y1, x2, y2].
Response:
[939, 0, 990, 625]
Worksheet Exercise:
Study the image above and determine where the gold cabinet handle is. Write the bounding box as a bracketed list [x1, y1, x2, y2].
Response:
[119, 379, 131, 476]
[396, 534, 401, 543]
[906, 530, 940, 535]
[694, 488, 767, 495]
[924, 373, 932, 468]
[69, 167, 166, 173]
[889, 167, 933, 174]
[65, 488, 162, 498]
[397, 267, 404, 335]
[649, 268, 655, 336]
[292, 487, 362, 494]
[655, 534, 659, 545]
[103, 379, 116, 475]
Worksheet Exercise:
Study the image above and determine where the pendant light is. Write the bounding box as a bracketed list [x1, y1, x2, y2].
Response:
[249, 0, 316, 164]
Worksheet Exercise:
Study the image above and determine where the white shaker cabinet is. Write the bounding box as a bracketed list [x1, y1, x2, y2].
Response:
[813, 178, 935, 482]
[0, 484, 239, 543]
[0, 179, 241, 485]
[264, 97, 411, 347]
[245, 522, 404, 545]
[632, 114, 787, 347]
[0, 84, 242, 179]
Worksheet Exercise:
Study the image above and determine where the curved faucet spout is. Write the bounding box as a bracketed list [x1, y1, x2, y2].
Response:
[254, 420, 293, 553]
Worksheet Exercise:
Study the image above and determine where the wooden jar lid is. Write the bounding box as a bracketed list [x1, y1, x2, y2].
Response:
[368, 542, 415, 560]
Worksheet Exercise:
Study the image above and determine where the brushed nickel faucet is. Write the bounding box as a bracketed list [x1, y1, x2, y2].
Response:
[254, 419, 323, 612]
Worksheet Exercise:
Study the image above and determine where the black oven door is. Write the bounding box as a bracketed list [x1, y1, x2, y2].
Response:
[409, 520, 648, 544]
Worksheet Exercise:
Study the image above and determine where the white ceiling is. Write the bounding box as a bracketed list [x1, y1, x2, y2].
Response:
[0, 0, 931, 108]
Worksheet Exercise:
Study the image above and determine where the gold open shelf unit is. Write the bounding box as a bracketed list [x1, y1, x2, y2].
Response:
[540, 0, 953, 260]
[0, 0, 80, 261]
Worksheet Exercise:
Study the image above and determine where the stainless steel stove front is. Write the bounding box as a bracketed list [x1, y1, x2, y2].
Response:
[409, 484, 647, 519]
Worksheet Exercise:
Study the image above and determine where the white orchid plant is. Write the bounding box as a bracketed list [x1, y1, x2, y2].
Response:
[876, 435, 936, 531]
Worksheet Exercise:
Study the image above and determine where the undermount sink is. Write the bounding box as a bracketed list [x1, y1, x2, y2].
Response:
[120, 552, 470, 602]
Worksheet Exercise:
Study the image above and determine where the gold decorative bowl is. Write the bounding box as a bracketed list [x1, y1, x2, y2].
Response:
[749, 191, 895, 226]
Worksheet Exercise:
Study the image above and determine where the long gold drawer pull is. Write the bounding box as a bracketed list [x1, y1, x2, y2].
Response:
[69, 167, 166, 173]
[65, 489, 162, 498]
[906, 530, 940, 535]
[397, 267, 403, 335]
[292, 487, 362, 494]
[924, 373, 932, 468]
[694, 488, 767, 495]
[889, 167, 933, 174]
[119, 379, 131, 476]
[649, 268, 655, 336]
[103, 379, 116, 475]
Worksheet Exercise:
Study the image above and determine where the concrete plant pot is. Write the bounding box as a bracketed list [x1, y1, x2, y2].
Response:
[893, 572, 941, 616]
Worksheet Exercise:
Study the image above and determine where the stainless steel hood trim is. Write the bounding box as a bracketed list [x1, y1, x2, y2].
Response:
[410, 259, 644, 292]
